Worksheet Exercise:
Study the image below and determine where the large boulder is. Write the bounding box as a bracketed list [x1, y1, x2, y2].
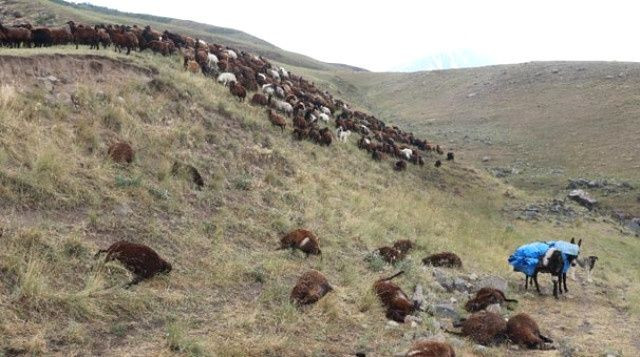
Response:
[568, 189, 597, 209]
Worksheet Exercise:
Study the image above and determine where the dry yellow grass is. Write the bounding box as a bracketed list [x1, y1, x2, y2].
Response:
[0, 48, 638, 357]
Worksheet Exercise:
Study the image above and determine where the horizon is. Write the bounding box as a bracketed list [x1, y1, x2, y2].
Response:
[73, 0, 640, 72]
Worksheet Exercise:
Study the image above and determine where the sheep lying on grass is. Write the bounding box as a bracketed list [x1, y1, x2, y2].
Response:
[290, 270, 332, 306]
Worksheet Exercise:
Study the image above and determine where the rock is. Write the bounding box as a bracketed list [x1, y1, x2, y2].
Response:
[452, 277, 471, 292]
[482, 156, 491, 162]
[46, 75, 59, 83]
[551, 69, 560, 74]
[473, 344, 489, 355]
[38, 77, 55, 92]
[117, 96, 126, 104]
[476, 275, 508, 292]
[628, 218, 640, 233]
[467, 92, 477, 98]
[412, 284, 425, 310]
[56, 92, 72, 105]
[568, 189, 597, 209]
[430, 303, 460, 320]
[386, 320, 399, 328]
[485, 303, 501, 314]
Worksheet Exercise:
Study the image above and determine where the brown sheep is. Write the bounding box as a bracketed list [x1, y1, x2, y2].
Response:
[95, 240, 172, 287]
[506, 313, 553, 349]
[405, 340, 456, 357]
[67, 21, 98, 49]
[373, 271, 416, 323]
[318, 127, 333, 146]
[267, 109, 287, 132]
[278, 229, 321, 256]
[250, 93, 268, 106]
[147, 40, 171, 56]
[229, 81, 246, 102]
[435, 160, 442, 168]
[393, 240, 414, 255]
[422, 252, 462, 268]
[290, 270, 333, 306]
[446, 152, 454, 161]
[394, 160, 407, 171]
[49, 27, 73, 45]
[171, 162, 204, 189]
[372, 150, 384, 161]
[186, 60, 200, 74]
[107, 142, 134, 164]
[449, 311, 507, 346]
[464, 287, 518, 312]
[375, 246, 404, 264]
[0, 22, 31, 48]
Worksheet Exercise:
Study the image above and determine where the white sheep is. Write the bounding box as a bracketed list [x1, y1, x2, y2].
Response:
[207, 53, 219, 68]
[257, 73, 267, 82]
[279, 66, 289, 79]
[318, 113, 330, 123]
[400, 148, 413, 160]
[275, 86, 285, 99]
[226, 49, 238, 59]
[320, 106, 331, 115]
[217, 72, 237, 86]
[262, 84, 275, 96]
[267, 68, 280, 80]
[337, 127, 351, 143]
[359, 124, 371, 135]
[271, 99, 293, 116]
[198, 39, 207, 47]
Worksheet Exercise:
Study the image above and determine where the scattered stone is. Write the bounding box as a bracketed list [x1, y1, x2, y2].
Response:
[113, 203, 133, 216]
[476, 275, 508, 292]
[568, 189, 597, 210]
[386, 320, 399, 328]
[485, 303, 501, 314]
[117, 96, 126, 104]
[482, 156, 491, 162]
[467, 92, 477, 98]
[430, 303, 460, 320]
[412, 284, 425, 310]
[472, 344, 490, 355]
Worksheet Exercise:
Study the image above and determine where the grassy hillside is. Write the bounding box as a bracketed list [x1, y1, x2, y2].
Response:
[331, 62, 640, 216]
[0, 47, 639, 356]
[0, 0, 362, 72]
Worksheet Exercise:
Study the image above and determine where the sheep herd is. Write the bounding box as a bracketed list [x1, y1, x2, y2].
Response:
[2, 18, 587, 356]
[0, 19, 453, 172]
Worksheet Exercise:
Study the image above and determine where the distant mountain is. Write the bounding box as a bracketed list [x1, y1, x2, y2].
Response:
[396, 50, 495, 72]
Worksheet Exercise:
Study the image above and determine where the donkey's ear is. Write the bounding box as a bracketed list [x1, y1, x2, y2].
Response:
[570, 237, 575, 244]
[578, 239, 582, 247]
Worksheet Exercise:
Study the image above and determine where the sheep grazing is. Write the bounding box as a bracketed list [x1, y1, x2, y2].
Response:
[267, 109, 287, 132]
[217, 72, 237, 86]
[394, 160, 407, 171]
[107, 142, 134, 164]
[375, 246, 404, 264]
[278, 229, 321, 256]
[464, 287, 518, 312]
[186, 60, 200, 74]
[393, 240, 414, 255]
[290, 270, 333, 306]
[435, 160, 442, 168]
[400, 148, 413, 160]
[405, 340, 456, 357]
[373, 271, 417, 322]
[449, 311, 507, 346]
[372, 150, 384, 161]
[269, 96, 294, 116]
[337, 127, 351, 143]
[95, 240, 172, 287]
[250, 93, 268, 106]
[171, 162, 204, 188]
[422, 252, 462, 268]
[229, 81, 246, 102]
[506, 313, 553, 350]
[446, 152, 455, 161]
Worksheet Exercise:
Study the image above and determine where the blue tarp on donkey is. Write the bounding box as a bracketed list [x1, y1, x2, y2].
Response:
[508, 242, 551, 276]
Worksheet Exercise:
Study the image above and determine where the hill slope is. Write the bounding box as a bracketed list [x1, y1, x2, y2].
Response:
[0, 0, 364, 72]
[0, 47, 639, 356]
[331, 61, 640, 216]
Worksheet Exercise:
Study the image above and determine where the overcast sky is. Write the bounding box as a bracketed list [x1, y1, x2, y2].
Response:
[79, 0, 640, 72]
